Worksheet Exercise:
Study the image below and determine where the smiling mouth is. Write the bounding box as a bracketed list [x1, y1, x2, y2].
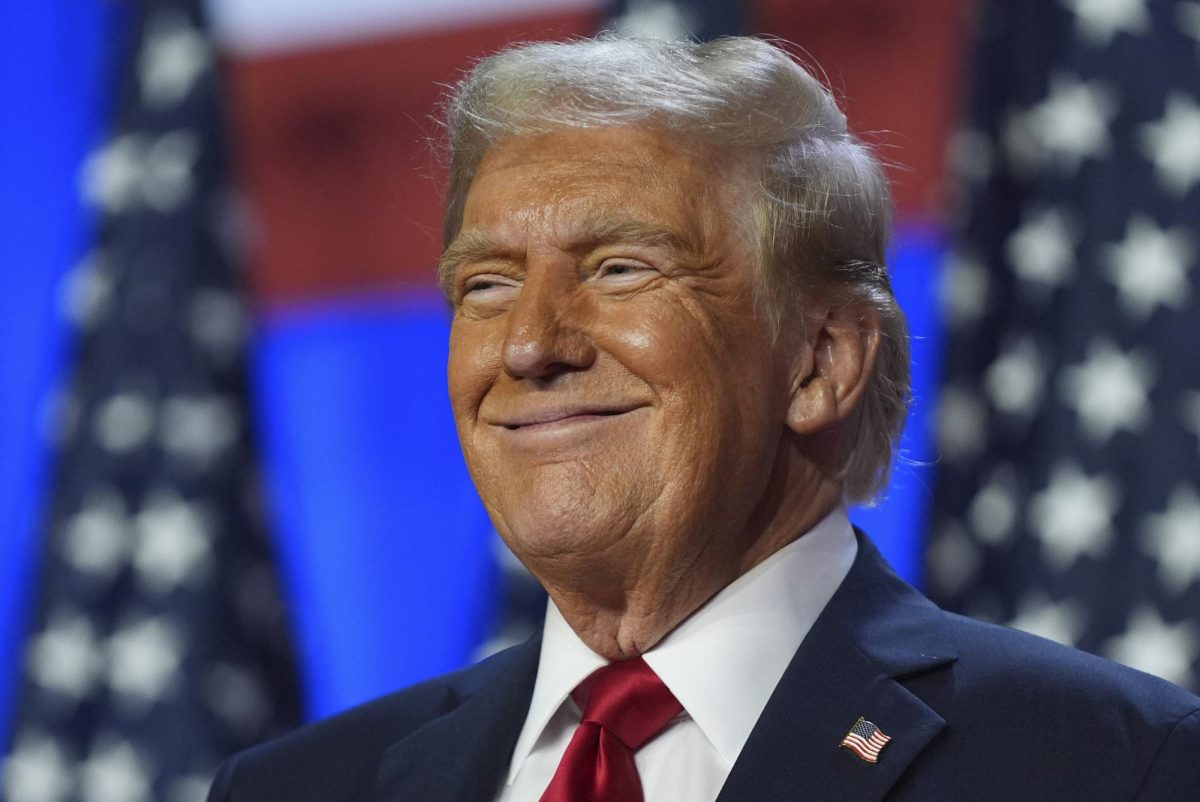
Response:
[491, 405, 646, 432]
[502, 410, 629, 430]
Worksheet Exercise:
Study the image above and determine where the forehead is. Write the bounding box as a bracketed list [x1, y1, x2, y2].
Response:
[458, 126, 743, 243]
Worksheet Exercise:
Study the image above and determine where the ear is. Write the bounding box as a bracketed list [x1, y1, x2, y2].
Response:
[785, 301, 881, 436]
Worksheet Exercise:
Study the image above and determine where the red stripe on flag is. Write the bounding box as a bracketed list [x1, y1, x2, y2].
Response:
[753, 0, 969, 218]
[841, 730, 890, 763]
[842, 736, 879, 762]
[222, 11, 599, 307]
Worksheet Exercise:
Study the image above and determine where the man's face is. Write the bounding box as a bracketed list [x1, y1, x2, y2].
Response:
[444, 126, 797, 595]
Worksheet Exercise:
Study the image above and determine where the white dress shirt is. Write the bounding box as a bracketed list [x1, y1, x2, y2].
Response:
[495, 507, 858, 802]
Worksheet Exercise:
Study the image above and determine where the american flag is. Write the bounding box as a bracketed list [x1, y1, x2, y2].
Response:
[928, 0, 1200, 692]
[840, 717, 892, 764]
[0, 0, 302, 799]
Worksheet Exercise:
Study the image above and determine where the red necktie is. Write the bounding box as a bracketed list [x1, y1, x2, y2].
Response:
[540, 657, 683, 802]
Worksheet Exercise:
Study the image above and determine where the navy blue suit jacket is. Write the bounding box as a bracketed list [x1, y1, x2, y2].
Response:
[208, 534, 1200, 800]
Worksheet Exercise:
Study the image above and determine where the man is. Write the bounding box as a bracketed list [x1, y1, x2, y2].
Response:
[209, 36, 1200, 801]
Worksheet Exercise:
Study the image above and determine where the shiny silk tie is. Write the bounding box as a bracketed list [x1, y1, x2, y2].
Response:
[540, 657, 683, 802]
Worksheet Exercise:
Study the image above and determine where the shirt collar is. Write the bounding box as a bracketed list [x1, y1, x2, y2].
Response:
[505, 596, 607, 785]
[506, 506, 858, 781]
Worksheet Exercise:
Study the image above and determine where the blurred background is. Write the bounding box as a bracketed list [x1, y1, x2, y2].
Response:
[2, 0, 1197, 798]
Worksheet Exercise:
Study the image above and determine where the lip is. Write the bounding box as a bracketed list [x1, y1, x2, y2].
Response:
[489, 404, 647, 431]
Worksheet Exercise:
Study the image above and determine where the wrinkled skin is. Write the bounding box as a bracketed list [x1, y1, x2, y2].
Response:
[442, 127, 875, 658]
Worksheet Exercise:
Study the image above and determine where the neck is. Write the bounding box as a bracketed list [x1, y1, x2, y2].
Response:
[538, 465, 843, 661]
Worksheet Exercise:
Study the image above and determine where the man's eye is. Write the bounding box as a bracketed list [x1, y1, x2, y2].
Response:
[462, 275, 519, 295]
[595, 260, 655, 280]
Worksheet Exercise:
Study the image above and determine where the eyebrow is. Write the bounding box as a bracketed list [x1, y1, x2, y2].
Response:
[438, 231, 505, 296]
[437, 218, 700, 297]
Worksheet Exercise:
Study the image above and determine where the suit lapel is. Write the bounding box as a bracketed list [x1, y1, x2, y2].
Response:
[717, 534, 956, 802]
[359, 638, 540, 802]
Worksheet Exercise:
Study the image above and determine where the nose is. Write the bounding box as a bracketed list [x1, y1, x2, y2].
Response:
[502, 263, 596, 380]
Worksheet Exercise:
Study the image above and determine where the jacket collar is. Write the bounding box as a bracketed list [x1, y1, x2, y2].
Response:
[716, 531, 957, 801]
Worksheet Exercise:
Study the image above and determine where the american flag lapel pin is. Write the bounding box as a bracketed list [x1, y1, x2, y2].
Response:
[840, 717, 892, 764]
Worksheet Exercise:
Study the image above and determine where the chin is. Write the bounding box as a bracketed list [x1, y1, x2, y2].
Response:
[499, 506, 619, 560]
[490, 483, 641, 564]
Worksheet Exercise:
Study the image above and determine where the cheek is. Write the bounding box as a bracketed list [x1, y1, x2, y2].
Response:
[604, 317, 731, 476]
[608, 301, 757, 405]
[447, 322, 500, 418]
[620, 303, 785, 467]
[603, 303, 705, 383]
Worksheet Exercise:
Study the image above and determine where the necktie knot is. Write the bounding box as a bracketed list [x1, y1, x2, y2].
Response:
[571, 657, 682, 750]
[540, 657, 681, 802]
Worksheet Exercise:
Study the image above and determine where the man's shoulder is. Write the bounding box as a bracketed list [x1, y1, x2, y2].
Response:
[848, 534, 1200, 727]
[899, 609, 1200, 798]
[208, 671, 459, 801]
[834, 540, 1200, 798]
[941, 609, 1200, 718]
[207, 641, 536, 802]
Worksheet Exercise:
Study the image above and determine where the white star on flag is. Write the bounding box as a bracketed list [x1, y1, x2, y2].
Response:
[188, 288, 248, 365]
[60, 487, 132, 580]
[926, 522, 982, 597]
[1022, 74, 1118, 172]
[985, 337, 1045, 417]
[2, 734, 75, 802]
[1028, 462, 1120, 570]
[141, 130, 200, 213]
[1005, 207, 1078, 291]
[1105, 607, 1200, 687]
[1141, 484, 1200, 595]
[80, 135, 146, 213]
[107, 617, 184, 705]
[967, 465, 1021, 546]
[1139, 92, 1200, 196]
[80, 739, 152, 802]
[133, 490, 213, 593]
[1102, 215, 1195, 320]
[1059, 0, 1150, 46]
[609, 0, 696, 39]
[26, 611, 104, 699]
[1008, 594, 1087, 646]
[139, 10, 211, 108]
[936, 385, 989, 462]
[1058, 340, 1155, 444]
[160, 395, 240, 469]
[93, 391, 156, 454]
[59, 249, 114, 331]
[939, 249, 990, 327]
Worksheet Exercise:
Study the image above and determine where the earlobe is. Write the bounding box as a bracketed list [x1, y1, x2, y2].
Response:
[784, 302, 880, 436]
[786, 375, 837, 434]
